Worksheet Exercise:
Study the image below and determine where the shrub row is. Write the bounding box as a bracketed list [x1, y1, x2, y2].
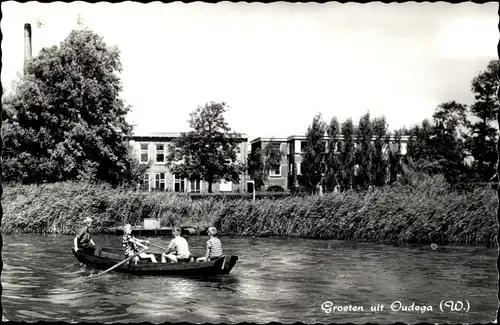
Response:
[2, 181, 497, 246]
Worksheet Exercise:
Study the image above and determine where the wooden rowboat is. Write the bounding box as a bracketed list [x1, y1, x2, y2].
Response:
[72, 247, 238, 276]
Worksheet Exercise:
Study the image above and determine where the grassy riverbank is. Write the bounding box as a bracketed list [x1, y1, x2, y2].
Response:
[2, 180, 497, 246]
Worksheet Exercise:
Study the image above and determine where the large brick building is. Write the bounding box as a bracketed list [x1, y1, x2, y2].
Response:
[130, 132, 249, 193]
[131, 130, 409, 193]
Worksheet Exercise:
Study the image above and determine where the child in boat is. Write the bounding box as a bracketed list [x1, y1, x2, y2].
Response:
[122, 224, 158, 265]
[197, 227, 223, 262]
[161, 227, 191, 263]
[74, 217, 96, 254]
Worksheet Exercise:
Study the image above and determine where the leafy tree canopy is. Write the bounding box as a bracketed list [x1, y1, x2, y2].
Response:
[166, 101, 246, 193]
[324, 116, 341, 191]
[247, 138, 284, 191]
[300, 113, 327, 192]
[466, 60, 499, 180]
[2, 28, 138, 185]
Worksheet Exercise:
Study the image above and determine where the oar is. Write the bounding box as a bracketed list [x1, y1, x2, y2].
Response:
[90, 247, 149, 278]
[147, 242, 169, 252]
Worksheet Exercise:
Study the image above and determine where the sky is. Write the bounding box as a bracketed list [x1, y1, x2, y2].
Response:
[1, 1, 498, 141]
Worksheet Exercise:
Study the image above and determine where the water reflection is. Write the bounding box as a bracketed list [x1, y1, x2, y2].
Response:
[1, 234, 497, 323]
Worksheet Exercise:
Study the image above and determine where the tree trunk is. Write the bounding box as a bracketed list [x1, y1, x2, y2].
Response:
[208, 181, 213, 193]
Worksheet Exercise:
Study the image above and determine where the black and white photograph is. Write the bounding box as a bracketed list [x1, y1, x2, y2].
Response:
[0, 1, 498, 323]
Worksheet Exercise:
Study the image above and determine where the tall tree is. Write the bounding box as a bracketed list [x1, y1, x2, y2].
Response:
[2, 29, 136, 185]
[166, 101, 245, 193]
[430, 101, 468, 185]
[405, 119, 433, 169]
[371, 116, 389, 186]
[247, 138, 284, 191]
[467, 60, 499, 181]
[300, 113, 327, 193]
[325, 116, 342, 191]
[404, 101, 469, 186]
[353, 112, 374, 189]
[339, 118, 356, 191]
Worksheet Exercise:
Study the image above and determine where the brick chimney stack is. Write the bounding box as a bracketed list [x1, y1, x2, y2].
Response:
[24, 23, 32, 74]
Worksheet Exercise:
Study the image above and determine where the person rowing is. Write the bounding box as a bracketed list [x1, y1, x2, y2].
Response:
[74, 217, 96, 254]
[122, 224, 158, 265]
[161, 227, 191, 263]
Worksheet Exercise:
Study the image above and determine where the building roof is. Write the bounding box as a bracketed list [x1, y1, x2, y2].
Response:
[132, 132, 183, 137]
[250, 137, 288, 144]
[130, 131, 248, 141]
[286, 134, 411, 141]
[286, 135, 325, 141]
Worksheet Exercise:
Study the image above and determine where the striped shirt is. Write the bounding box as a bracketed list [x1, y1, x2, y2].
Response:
[207, 237, 223, 258]
[122, 234, 139, 256]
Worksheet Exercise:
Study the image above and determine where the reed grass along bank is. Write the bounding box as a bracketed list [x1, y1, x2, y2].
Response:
[2, 181, 497, 246]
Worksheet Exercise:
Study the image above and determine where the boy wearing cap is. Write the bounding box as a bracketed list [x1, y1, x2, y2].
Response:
[74, 217, 96, 254]
[197, 227, 223, 262]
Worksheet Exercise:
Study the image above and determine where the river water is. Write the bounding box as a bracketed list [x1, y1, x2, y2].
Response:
[1, 234, 497, 323]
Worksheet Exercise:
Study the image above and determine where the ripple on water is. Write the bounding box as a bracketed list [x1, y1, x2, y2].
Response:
[57, 270, 88, 276]
[17, 310, 52, 320]
[2, 282, 41, 289]
[2, 264, 33, 271]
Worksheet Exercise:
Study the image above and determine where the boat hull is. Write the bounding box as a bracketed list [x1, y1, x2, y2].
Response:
[72, 247, 238, 276]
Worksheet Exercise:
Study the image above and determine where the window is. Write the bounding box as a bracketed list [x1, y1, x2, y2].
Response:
[154, 173, 166, 191]
[190, 180, 201, 193]
[140, 143, 149, 163]
[174, 174, 185, 192]
[297, 163, 303, 175]
[155, 144, 165, 163]
[401, 143, 408, 155]
[269, 143, 280, 151]
[280, 143, 286, 153]
[335, 142, 341, 154]
[139, 173, 150, 191]
[270, 165, 281, 177]
[301, 141, 307, 152]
